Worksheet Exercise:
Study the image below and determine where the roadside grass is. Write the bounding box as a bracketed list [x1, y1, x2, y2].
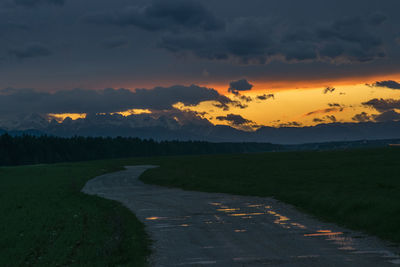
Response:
[0, 158, 157, 266]
[140, 147, 400, 243]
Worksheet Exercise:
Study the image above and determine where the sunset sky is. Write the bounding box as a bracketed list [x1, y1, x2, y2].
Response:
[1, 0, 400, 132]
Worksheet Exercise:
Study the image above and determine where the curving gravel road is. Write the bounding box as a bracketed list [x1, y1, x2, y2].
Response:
[82, 166, 400, 266]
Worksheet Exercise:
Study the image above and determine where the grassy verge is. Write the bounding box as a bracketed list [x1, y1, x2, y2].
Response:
[140, 147, 400, 243]
[0, 158, 157, 266]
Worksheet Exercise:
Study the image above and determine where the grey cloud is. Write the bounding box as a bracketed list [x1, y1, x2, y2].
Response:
[323, 87, 335, 94]
[228, 79, 253, 95]
[352, 112, 370, 122]
[325, 115, 337, 122]
[216, 113, 253, 126]
[9, 43, 52, 59]
[368, 13, 387, 26]
[103, 38, 128, 49]
[0, 85, 233, 114]
[13, 0, 65, 7]
[362, 98, 400, 112]
[159, 15, 385, 65]
[373, 110, 400, 122]
[373, 80, 400, 89]
[313, 118, 324, 123]
[84, 0, 224, 32]
[256, 94, 274, 100]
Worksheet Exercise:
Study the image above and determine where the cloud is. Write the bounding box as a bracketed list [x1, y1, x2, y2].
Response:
[372, 80, 400, 89]
[368, 13, 387, 26]
[13, 0, 65, 7]
[0, 85, 233, 114]
[313, 118, 324, 123]
[305, 107, 340, 116]
[325, 115, 337, 122]
[159, 15, 385, 65]
[362, 98, 400, 112]
[279, 121, 302, 127]
[373, 110, 400, 122]
[84, 0, 224, 32]
[216, 113, 253, 126]
[323, 87, 335, 94]
[352, 112, 370, 122]
[228, 79, 253, 95]
[103, 38, 128, 49]
[9, 43, 52, 59]
[256, 94, 274, 100]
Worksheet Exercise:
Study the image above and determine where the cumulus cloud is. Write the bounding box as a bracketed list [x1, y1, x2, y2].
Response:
[84, 0, 224, 32]
[372, 80, 400, 90]
[9, 43, 52, 59]
[228, 79, 253, 95]
[0, 85, 233, 114]
[362, 98, 400, 112]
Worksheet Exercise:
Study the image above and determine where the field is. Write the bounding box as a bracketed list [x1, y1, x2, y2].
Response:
[2, 147, 400, 266]
[0, 159, 152, 266]
[141, 147, 400, 243]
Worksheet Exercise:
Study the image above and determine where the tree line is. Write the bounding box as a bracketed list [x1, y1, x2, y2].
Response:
[0, 134, 280, 166]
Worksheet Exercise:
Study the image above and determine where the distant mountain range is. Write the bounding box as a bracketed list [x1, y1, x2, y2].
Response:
[1, 113, 400, 144]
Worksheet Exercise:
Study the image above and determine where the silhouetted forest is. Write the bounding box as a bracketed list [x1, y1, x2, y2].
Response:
[0, 134, 281, 166]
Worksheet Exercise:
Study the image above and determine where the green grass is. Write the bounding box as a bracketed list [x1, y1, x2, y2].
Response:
[0, 158, 158, 266]
[3, 147, 400, 266]
[140, 147, 400, 243]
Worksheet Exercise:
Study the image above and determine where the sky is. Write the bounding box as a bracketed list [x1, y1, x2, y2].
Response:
[1, 0, 400, 131]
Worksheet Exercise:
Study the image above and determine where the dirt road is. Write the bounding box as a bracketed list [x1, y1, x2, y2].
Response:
[82, 166, 400, 266]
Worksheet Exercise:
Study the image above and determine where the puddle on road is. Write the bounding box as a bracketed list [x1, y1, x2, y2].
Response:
[209, 201, 400, 265]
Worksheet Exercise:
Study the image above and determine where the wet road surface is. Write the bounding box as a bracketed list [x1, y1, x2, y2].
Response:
[82, 166, 400, 266]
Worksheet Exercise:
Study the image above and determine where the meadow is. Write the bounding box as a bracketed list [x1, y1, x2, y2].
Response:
[2, 147, 400, 266]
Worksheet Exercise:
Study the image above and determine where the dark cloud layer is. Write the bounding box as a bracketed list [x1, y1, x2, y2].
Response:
[84, 0, 224, 32]
[13, 0, 65, 7]
[8, 43, 52, 59]
[159, 15, 386, 64]
[0, 85, 233, 114]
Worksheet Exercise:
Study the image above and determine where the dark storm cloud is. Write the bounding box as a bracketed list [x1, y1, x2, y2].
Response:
[216, 113, 253, 126]
[159, 15, 385, 64]
[373, 110, 400, 122]
[228, 79, 253, 95]
[325, 115, 337, 122]
[0, 85, 233, 114]
[368, 13, 387, 26]
[372, 80, 400, 89]
[352, 112, 370, 122]
[84, 0, 224, 32]
[362, 98, 400, 112]
[8, 43, 52, 59]
[13, 0, 65, 7]
[103, 38, 128, 49]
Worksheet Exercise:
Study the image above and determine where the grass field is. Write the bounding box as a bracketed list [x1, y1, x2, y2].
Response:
[141, 147, 400, 243]
[2, 147, 400, 266]
[0, 159, 154, 266]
